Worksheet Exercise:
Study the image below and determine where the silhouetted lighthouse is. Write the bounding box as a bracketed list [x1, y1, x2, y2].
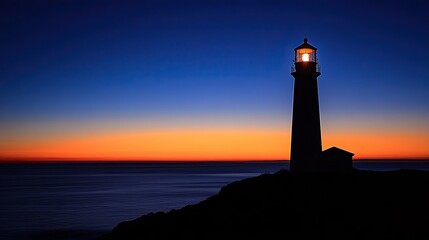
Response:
[290, 38, 322, 172]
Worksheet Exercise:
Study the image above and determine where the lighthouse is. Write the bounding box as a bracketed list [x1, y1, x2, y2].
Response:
[290, 38, 323, 172]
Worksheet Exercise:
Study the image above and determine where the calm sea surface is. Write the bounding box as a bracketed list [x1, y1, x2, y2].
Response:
[1, 160, 428, 240]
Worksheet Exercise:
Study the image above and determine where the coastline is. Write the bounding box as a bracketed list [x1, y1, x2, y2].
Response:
[99, 169, 429, 240]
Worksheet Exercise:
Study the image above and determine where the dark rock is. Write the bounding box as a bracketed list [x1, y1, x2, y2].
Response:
[98, 170, 429, 240]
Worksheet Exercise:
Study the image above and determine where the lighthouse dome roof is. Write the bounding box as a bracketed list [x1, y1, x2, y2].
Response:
[294, 38, 317, 51]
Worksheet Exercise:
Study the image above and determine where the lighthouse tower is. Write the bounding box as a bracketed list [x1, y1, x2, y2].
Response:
[290, 38, 322, 172]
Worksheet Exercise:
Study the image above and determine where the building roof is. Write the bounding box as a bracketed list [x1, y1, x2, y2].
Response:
[294, 38, 317, 51]
[322, 146, 354, 156]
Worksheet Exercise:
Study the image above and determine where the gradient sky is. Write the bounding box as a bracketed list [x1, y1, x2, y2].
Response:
[1, 0, 429, 161]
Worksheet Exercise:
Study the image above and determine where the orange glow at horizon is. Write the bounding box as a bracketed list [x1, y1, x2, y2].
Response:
[1, 126, 429, 161]
[323, 130, 429, 159]
[0, 128, 289, 161]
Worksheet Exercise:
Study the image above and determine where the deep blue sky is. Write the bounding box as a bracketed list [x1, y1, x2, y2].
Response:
[1, 0, 429, 159]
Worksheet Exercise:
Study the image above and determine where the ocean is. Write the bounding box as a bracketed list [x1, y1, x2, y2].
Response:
[0, 160, 428, 240]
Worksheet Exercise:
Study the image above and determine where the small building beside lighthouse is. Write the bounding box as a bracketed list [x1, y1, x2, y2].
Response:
[290, 38, 353, 172]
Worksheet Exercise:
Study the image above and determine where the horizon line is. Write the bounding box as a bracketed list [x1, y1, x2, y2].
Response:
[1, 158, 429, 164]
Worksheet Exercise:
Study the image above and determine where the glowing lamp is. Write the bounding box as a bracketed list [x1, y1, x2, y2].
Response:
[302, 53, 310, 62]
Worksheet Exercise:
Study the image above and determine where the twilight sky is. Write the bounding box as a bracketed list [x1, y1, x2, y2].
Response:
[1, 0, 429, 160]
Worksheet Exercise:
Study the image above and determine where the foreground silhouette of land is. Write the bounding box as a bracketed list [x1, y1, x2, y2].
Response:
[99, 169, 428, 240]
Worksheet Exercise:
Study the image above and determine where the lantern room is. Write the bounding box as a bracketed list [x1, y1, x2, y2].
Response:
[294, 38, 317, 63]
